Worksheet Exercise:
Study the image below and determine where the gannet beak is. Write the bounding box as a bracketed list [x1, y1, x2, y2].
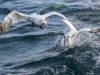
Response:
[44, 23, 48, 28]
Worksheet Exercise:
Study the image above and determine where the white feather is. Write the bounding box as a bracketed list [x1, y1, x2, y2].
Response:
[4, 11, 29, 24]
[42, 11, 68, 20]
[29, 11, 68, 26]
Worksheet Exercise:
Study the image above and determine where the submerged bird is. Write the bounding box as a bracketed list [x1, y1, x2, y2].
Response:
[61, 19, 100, 48]
[0, 11, 67, 33]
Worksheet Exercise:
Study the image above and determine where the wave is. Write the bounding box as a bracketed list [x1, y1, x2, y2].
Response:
[0, 8, 11, 15]
[0, 32, 61, 47]
[0, 41, 99, 75]
[10, 45, 94, 75]
[0, 0, 15, 3]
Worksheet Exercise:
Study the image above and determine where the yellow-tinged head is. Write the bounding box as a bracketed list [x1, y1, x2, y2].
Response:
[39, 18, 48, 29]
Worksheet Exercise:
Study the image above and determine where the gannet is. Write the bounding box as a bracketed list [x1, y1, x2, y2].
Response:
[61, 19, 100, 48]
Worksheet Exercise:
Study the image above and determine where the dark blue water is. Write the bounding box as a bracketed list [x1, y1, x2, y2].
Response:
[0, 0, 100, 75]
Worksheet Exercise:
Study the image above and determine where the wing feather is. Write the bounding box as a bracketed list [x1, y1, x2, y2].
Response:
[62, 19, 77, 31]
[42, 11, 68, 20]
[0, 11, 29, 33]
[5, 11, 29, 24]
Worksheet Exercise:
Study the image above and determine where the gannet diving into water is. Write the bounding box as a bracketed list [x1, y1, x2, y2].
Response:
[0, 11, 67, 33]
[61, 19, 100, 48]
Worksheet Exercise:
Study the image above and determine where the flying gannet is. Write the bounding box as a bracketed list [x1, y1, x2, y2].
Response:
[61, 19, 100, 48]
[0, 11, 67, 33]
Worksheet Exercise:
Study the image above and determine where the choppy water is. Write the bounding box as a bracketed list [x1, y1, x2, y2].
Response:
[0, 0, 100, 75]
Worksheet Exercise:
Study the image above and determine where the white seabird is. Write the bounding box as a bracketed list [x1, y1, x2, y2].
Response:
[61, 19, 100, 48]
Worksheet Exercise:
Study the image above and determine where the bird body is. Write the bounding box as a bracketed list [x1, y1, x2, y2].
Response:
[29, 13, 48, 29]
[30, 13, 43, 24]
[29, 11, 68, 29]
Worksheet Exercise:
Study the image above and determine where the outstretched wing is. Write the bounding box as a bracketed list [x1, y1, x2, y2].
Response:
[62, 19, 77, 31]
[70, 28, 92, 44]
[6, 11, 29, 24]
[0, 11, 29, 33]
[42, 11, 68, 20]
[71, 28, 100, 43]
[62, 19, 77, 37]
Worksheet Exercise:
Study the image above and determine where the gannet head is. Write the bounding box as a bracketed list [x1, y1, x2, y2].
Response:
[39, 18, 48, 29]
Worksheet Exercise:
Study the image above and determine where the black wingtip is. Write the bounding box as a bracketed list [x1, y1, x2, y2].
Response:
[89, 28, 100, 33]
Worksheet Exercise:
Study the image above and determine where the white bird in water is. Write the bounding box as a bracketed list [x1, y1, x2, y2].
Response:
[61, 19, 100, 48]
[0, 11, 67, 33]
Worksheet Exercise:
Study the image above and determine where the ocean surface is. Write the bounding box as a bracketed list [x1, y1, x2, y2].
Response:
[0, 0, 100, 75]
